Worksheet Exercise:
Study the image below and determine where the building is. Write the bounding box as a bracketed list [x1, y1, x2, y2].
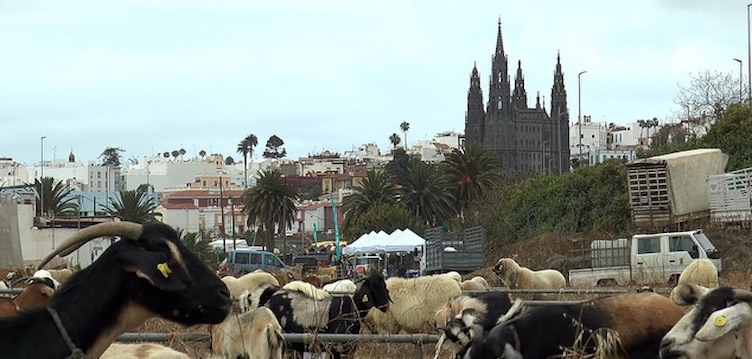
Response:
[464, 20, 570, 173]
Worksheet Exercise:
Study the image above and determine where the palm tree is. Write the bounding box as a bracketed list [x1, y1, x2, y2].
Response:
[400, 121, 410, 150]
[178, 229, 215, 267]
[171, 150, 179, 161]
[242, 169, 298, 252]
[389, 133, 401, 149]
[396, 161, 456, 227]
[199, 150, 207, 159]
[104, 190, 161, 223]
[342, 169, 397, 228]
[178, 148, 187, 160]
[28, 177, 78, 217]
[163, 152, 170, 159]
[443, 143, 501, 214]
[237, 134, 258, 188]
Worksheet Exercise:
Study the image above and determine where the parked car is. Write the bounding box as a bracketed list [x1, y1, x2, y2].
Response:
[219, 248, 290, 276]
[292, 255, 320, 274]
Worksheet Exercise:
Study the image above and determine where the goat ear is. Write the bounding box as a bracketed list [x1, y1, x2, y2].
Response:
[695, 303, 752, 341]
[121, 249, 187, 292]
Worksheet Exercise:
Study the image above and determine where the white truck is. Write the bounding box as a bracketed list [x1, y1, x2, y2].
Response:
[568, 229, 722, 287]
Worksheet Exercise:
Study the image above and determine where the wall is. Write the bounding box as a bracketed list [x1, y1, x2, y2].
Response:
[0, 194, 23, 267]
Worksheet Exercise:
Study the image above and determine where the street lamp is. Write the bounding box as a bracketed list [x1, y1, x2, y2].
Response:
[577, 71, 587, 162]
[40, 136, 46, 217]
[734, 58, 743, 103]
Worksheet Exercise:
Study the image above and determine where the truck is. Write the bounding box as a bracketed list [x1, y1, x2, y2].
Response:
[423, 226, 485, 275]
[568, 229, 722, 287]
[626, 148, 728, 231]
[708, 166, 752, 228]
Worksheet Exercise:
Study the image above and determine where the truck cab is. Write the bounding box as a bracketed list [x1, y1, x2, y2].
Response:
[569, 229, 721, 287]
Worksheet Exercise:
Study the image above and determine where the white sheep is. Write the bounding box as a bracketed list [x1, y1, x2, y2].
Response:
[470, 276, 489, 288]
[209, 306, 284, 359]
[222, 271, 280, 297]
[441, 271, 462, 282]
[460, 279, 486, 291]
[366, 275, 462, 333]
[100, 343, 190, 359]
[669, 259, 719, 304]
[492, 258, 566, 299]
[322, 279, 357, 294]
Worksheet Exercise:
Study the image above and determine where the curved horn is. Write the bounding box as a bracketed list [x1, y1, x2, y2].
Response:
[38, 222, 142, 270]
[733, 288, 752, 302]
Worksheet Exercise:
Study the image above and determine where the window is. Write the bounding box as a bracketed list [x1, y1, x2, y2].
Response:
[250, 253, 261, 264]
[637, 237, 661, 254]
[235, 253, 250, 264]
[265, 255, 280, 266]
[669, 235, 697, 257]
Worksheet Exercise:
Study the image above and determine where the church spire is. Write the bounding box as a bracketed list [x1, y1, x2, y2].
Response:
[465, 62, 486, 145]
[495, 17, 504, 57]
[512, 60, 528, 110]
[487, 17, 511, 118]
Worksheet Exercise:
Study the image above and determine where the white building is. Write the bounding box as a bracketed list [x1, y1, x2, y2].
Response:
[121, 156, 230, 192]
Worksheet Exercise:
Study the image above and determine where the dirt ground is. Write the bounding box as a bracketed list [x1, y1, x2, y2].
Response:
[128, 228, 752, 359]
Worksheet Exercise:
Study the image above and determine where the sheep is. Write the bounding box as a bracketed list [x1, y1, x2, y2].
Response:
[281, 280, 331, 300]
[100, 343, 191, 359]
[460, 280, 486, 291]
[322, 279, 357, 294]
[209, 306, 284, 359]
[460, 292, 684, 359]
[441, 271, 462, 282]
[366, 275, 462, 334]
[492, 257, 566, 299]
[0, 221, 231, 358]
[669, 259, 719, 304]
[659, 284, 752, 359]
[260, 273, 391, 359]
[222, 271, 280, 297]
[470, 276, 489, 289]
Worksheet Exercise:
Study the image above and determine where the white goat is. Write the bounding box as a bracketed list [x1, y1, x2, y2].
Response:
[209, 306, 284, 359]
[100, 343, 190, 359]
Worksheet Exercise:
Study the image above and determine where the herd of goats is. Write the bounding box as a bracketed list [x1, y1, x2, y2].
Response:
[0, 221, 747, 358]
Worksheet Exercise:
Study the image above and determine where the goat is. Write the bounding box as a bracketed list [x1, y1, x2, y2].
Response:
[0, 221, 232, 358]
[660, 284, 752, 359]
[461, 292, 684, 359]
[100, 343, 190, 359]
[260, 273, 391, 359]
[0, 277, 57, 318]
[209, 306, 284, 359]
[669, 259, 719, 304]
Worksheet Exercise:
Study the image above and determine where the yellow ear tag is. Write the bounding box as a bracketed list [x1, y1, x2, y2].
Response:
[362, 294, 369, 303]
[157, 263, 172, 278]
[714, 314, 727, 327]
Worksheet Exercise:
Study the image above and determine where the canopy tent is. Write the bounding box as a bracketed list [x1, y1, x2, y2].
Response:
[343, 229, 425, 254]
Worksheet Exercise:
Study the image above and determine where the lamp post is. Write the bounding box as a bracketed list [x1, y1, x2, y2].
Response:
[748, 3, 752, 105]
[40, 136, 46, 217]
[734, 58, 743, 103]
[577, 71, 587, 163]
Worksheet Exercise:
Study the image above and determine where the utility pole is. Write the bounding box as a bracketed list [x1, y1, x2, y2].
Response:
[40, 136, 46, 218]
[734, 58, 743, 103]
[577, 71, 587, 165]
[219, 175, 226, 253]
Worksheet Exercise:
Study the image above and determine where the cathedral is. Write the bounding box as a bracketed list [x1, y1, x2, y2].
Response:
[464, 20, 570, 173]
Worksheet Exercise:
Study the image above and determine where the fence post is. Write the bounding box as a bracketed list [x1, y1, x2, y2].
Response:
[414, 341, 423, 359]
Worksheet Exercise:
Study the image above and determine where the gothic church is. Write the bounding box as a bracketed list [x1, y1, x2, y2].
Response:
[464, 20, 570, 173]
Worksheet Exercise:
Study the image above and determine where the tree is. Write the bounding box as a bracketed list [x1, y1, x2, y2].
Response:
[385, 147, 421, 183]
[237, 134, 258, 188]
[171, 150, 179, 161]
[702, 104, 752, 171]
[242, 169, 298, 251]
[104, 190, 161, 223]
[442, 143, 501, 213]
[675, 70, 741, 123]
[400, 121, 410, 150]
[342, 169, 397, 229]
[262, 135, 287, 159]
[179, 229, 216, 268]
[99, 147, 125, 167]
[28, 177, 78, 217]
[225, 156, 236, 165]
[163, 152, 170, 159]
[179, 148, 187, 160]
[199, 150, 207, 158]
[388, 133, 401, 149]
[396, 161, 456, 227]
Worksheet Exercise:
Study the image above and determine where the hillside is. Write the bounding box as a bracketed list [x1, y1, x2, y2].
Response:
[479, 228, 752, 289]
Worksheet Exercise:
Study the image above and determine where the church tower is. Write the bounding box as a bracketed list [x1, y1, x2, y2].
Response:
[465, 63, 486, 146]
[511, 60, 528, 110]
[550, 52, 570, 173]
[486, 18, 511, 119]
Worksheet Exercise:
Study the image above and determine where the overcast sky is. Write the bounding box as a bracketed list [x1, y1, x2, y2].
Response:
[0, 0, 746, 165]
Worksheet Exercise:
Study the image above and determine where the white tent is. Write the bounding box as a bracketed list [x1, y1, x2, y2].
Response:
[371, 228, 424, 253]
[343, 230, 384, 254]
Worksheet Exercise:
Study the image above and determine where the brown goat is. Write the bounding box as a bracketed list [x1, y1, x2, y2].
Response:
[302, 275, 322, 288]
[0, 281, 55, 318]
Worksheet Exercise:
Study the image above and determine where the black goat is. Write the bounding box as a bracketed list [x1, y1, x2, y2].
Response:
[0, 221, 232, 358]
[460, 292, 684, 359]
[258, 274, 391, 359]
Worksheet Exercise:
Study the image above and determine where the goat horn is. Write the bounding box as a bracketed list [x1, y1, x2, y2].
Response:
[38, 221, 142, 269]
[733, 288, 752, 302]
